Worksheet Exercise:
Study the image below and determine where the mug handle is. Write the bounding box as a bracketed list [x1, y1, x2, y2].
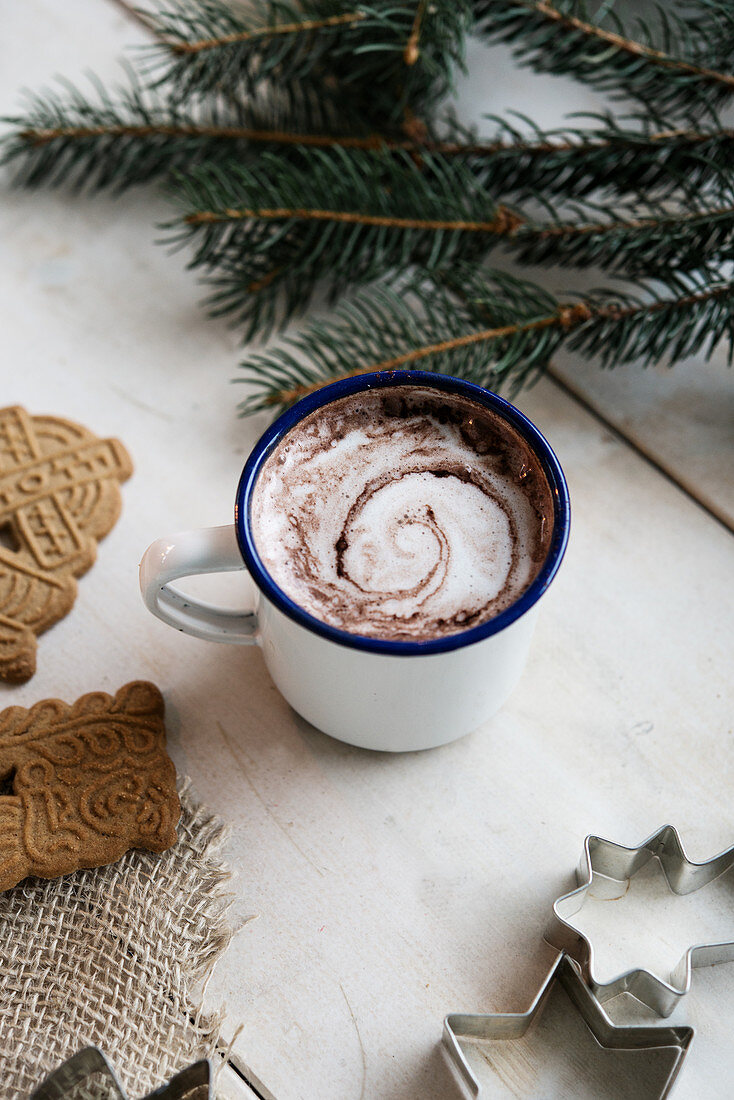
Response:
[139, 525, 258, 645]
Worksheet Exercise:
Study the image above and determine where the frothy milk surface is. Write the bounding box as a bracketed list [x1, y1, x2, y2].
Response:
[250, 386, 555, 641]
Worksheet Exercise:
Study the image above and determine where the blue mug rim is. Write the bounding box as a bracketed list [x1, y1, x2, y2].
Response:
[235, 370, 570, 656]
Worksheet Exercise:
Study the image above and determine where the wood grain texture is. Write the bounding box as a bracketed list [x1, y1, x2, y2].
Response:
[1, 4, 733, 1098]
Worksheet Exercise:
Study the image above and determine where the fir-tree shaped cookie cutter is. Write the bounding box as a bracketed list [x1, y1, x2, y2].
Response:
[443, 953, 693, 1099]
[545, 825, 734, 1017]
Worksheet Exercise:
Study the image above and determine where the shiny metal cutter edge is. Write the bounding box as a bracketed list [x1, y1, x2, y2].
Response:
[545, 824, 734, 1018]
[31, 1046, 212, 1100]
[443, 953, 693, 1100]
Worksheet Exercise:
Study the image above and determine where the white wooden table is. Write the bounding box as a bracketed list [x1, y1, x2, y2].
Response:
[2, 5, 733, 1098]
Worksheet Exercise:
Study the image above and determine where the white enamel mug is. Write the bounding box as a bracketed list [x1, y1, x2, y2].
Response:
[140, 371, 570, 752]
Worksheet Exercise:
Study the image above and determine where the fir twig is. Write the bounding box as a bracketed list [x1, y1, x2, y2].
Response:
[0, 73, 370, 192]
[7, 79, 734, 205]
[474, 0, 734, 118]
[235, 267, 734, 413]
[163, 149, 520, 337]
[165, 145, 734, 342]
[145, 0, 472, 122]
[453, 114, 734, 200]
[235, 270, 564, 412]
[145, 0, 366, 98]
[8, 84, 734, 206]
[509, 195, 734, 274]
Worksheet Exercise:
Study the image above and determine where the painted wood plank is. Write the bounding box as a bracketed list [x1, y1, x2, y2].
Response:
[3, 160, 732, 1091]
[192, 375, 734, 1100]
[1, 7, 733, 1100]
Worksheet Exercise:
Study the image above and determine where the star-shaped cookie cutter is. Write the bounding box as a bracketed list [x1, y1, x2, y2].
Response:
[443, 953, 693, 1099]
[545, 825, 734, 1017]
[31, 1047, 211, 1100]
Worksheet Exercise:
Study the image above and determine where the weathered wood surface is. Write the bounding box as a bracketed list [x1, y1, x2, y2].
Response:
[2, 5, 733, 1098]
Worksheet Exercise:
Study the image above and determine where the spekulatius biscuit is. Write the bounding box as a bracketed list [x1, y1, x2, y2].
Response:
[0, 405, 132, 682]
[0, 681, 180, 891]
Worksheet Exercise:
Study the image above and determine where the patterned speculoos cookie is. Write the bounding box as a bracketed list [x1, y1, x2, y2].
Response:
[0, 681, 180, 891]
[0, 405, 132, 682]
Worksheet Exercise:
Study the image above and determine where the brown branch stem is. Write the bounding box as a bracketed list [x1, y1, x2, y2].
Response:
[528, 203, 734, 240]
[167, 11, 365, 55]
[266, 303, 593, 405]
[447, 126, 734, 158]
[18, 119, 734, 160]
[17, 122, 389, 150]
[184, 205, 524, 233]
[516, 0, 734, 90]
[183, 197, 734, 243]
[597, 281, 733, 322]
[405, 0, 429, 65]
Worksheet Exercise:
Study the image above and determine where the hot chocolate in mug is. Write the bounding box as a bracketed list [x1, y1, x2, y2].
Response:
[139, 371, 570, 751]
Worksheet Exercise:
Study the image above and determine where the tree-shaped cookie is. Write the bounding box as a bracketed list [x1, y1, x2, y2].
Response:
[0, 406, 132, 681]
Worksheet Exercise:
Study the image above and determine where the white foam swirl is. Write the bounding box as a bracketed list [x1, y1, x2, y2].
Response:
[251, 387, 553, 640]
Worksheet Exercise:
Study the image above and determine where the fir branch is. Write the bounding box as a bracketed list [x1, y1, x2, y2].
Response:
[452, 265, 734, 365]
[509, 195, 734, 274]
[12, 71, 727, 301]
[0, 73, 371, 192]
[235, 267, 734, 413]
[163, 149, 520, 337]
[145, 0, 365, 99]
[235, 270, 566, 413]
[5, 0, 733, 417]
[451, 115, 734, 201]
[566, 270, 734, 365]
[9, 49, 734, 209]
[474, 0, 734, 118]
[146, 0, 472, 122]
[1, 76, 243, 192]
[165, 145, 734, 342]
[8, 78, 734, 205]
[169, 10, 366, 53]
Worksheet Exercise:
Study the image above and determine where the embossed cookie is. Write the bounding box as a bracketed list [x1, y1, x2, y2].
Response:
[0, 681, 180, 891]
[0, 405, 132, 682]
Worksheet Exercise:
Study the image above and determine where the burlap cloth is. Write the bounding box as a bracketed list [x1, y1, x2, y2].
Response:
[0, 783, 233, 1098]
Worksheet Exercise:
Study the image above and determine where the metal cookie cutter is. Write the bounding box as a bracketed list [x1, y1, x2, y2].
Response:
[443, 953, 693, 1099]
[31, 1047, 212, 1100]
[546, 824, 734, 1017]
